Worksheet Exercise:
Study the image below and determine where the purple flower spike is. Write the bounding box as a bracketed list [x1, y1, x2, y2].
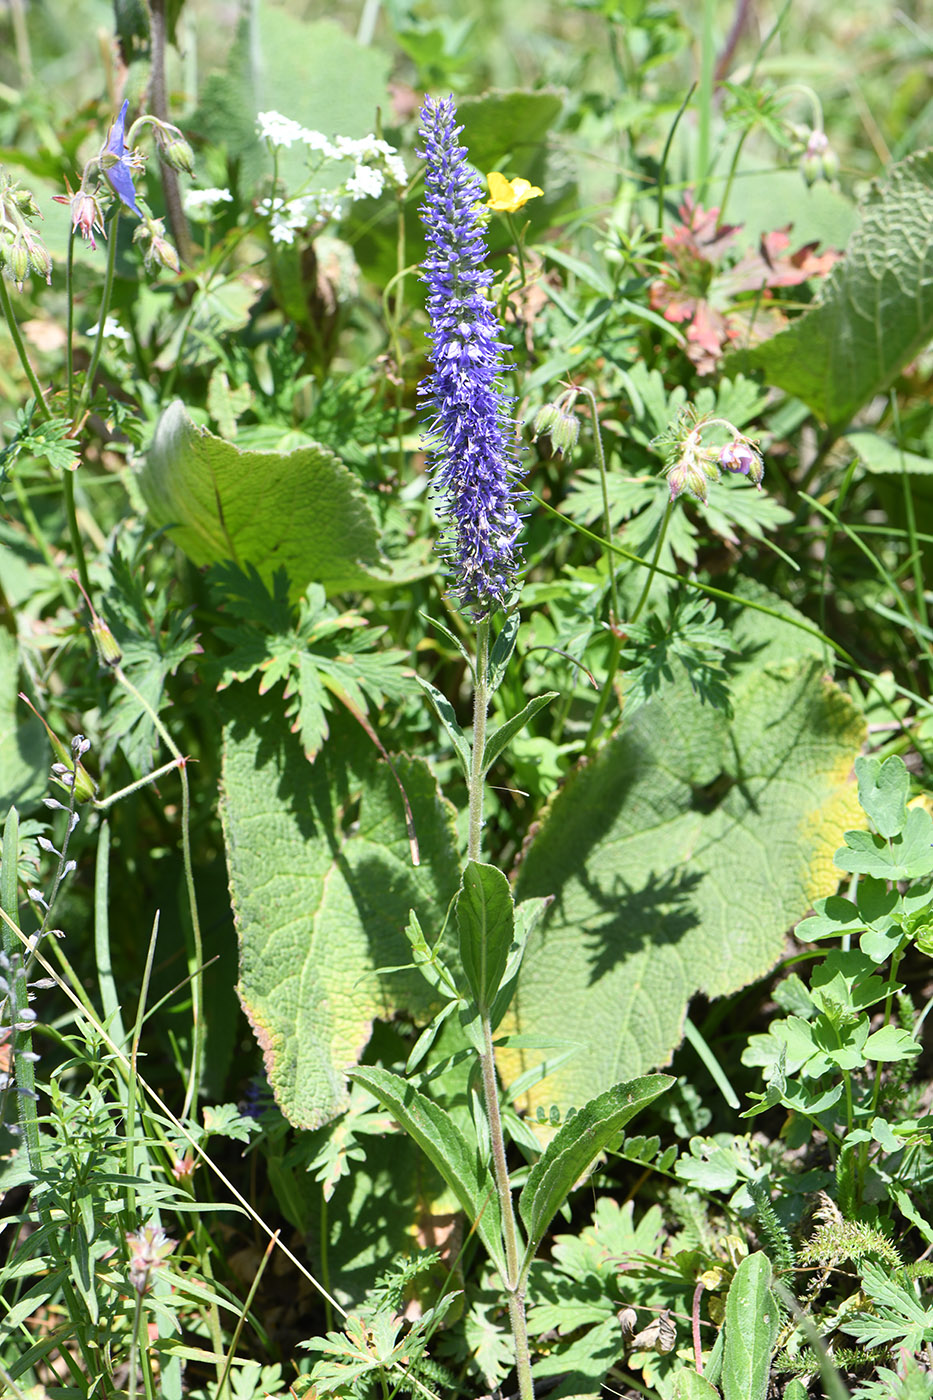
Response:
[417, 95, 525, 618]
[102, 100, 143, 216]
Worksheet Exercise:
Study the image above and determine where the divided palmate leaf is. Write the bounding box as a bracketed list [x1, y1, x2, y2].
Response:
[138, 400, 389, 600]
[348, 1065, 506, 1278]
[742, 150, 933, 431]
[518, 1075, 673, 1265]
[220, 691, 459, 1128]
[498, 595, 865, 1116]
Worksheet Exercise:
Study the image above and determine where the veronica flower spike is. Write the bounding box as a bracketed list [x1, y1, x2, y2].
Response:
[101, 100, 144, 217]
[418, 95, 526, 619]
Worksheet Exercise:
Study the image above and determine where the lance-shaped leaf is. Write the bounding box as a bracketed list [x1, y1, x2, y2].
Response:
[722, 1253, 779, 1400]
[482, 693, 559, 775]
[519, 1075, 673, 1265]
[457, 862, 514, 1014]
[349, 1065, 506, 1277]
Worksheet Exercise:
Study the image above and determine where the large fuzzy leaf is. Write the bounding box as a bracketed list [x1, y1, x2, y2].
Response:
[741, 150, 933, 431]
[498, 596, 865, 1114]
[138, 401, 388, 600]
[220, 693, 460, 1129]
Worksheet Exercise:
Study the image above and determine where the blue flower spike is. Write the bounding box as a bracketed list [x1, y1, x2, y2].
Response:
[101, 100, 144, 216]
[417, 95, 526, 619]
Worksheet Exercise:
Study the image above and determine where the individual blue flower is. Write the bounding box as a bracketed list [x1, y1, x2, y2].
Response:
[417, 94, 525, 618]
[101, 100, 144, 216]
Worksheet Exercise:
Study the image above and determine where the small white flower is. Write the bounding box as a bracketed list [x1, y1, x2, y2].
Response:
[90, 316, 130, 343]
[182, 186, 233, 214]
[385, 153, 408, 187]
[345, 164, 385, 200]
[301, 129, 337, 158]
[257, 111, 306, 148]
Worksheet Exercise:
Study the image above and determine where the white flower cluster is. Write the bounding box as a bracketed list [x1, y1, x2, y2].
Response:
[254, 111, 408, 245]
[183, 186, 234, 216]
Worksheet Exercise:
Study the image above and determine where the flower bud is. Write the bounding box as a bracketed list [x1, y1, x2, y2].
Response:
[161, 137, 195, 176]
[7, 239, 29, 286]
[90, 614, 123, 668]
[26, 233, 52, 284]
[13, 187, 40, 217]
[531, 401, 579, 457]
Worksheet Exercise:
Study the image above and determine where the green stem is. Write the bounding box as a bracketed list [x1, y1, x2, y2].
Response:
[0, 274, 52, 419]
[696, 0, 716, 203]
[717, 125, 750, 226]
[468, 622, 490, 863]
[76, 207, 120, 422]
[505, 211, 526, 287]
[631, 499, 673, 626]
[63, 470, 92, 597]
[467, 621, 534, 1400]
[66, 224, 77, 413]
[656, 82, 696, 233]
[113, 665, 204, 1121]
[0, 808, 41, 1171]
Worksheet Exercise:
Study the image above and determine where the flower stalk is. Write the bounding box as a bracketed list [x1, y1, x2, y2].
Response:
[419, 93, 533, 1400]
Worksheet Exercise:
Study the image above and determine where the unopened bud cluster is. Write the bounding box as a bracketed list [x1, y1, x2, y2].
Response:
[0, 169, 53, 288]
[531, 388, 581, 458]
[787, 122, 839, 186]
[654, 409, 764, 506]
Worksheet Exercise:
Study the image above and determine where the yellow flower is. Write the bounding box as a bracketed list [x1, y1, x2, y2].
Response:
[486, 171, 543, 213]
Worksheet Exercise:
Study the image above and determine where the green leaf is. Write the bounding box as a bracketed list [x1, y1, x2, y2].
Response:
[220, 693, 459, 1128]
[457, 862, 515, 1013]
[722, 1253, 779, 1400]
[835, 807, 933, 881]
[415, 675, 472, 780]
[0, 632, 46, 813]
[518, 1075, 672, 1263]
[193, 13, 391, 197]
[499, 634, 865, 1113]
[855, 754, 910, 838]
[347, 1065, 506, 1277]
[138, 401, 389, 600]
[796, 895, 864, 942]
[741, 151, 933, 430]
[483, 693, 559, 774]
[488, 613, 520, 693]
[863, 1024, 921, 1062]
[846, 430, 933, 476]
[674, 1372, 721, 1400]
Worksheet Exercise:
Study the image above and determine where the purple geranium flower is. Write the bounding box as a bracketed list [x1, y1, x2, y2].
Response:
[417, 95, 525, 618]
[101, 100, 143, 216]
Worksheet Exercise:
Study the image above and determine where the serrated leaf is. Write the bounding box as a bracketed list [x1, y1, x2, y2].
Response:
[348, 1065, 506, 1277]
[518, 1075, 672, 1264]
[457, 862, 514, 1013]
[499, 613, 865, 1113]
[847, 430, 933, 476]
[220, 694, 459, 1128]
[855, 753, 910, 838]
[483, 693, 559, 774]
[741, 151, 933, 430]
[139, 401, 389, 600]
[722, 1253, 778, 1400]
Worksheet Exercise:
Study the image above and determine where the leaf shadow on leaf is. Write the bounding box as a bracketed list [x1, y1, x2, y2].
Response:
[577, 866, 704, 985]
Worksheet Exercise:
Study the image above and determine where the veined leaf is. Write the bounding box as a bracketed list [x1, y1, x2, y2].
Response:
[722, 1253, 779, 1400]
[742, 150, 933, 430]
[518, 1075, 672, 1266]
[348, 1065, 507, 1278]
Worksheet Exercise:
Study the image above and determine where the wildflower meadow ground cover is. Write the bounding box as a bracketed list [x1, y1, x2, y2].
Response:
[0, 2, 932, 1398]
